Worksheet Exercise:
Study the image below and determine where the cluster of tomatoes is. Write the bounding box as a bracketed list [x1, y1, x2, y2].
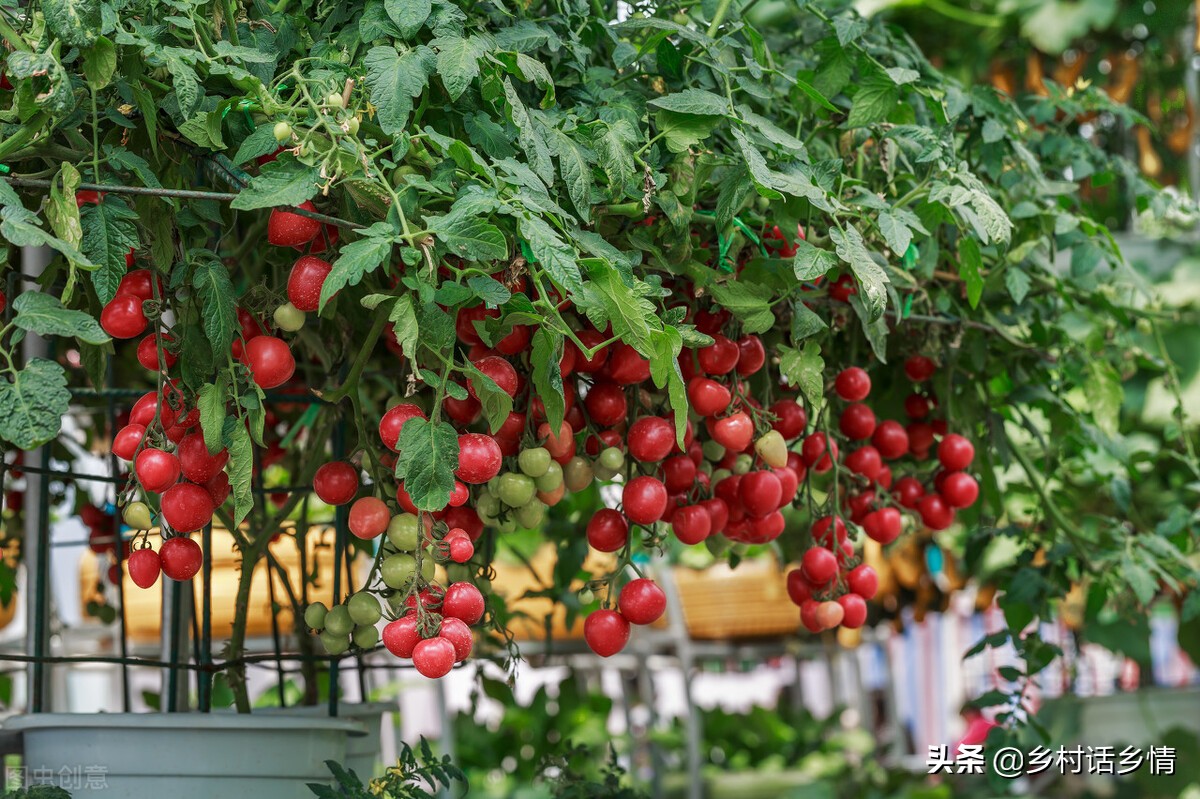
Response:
[784, 355, 979, 633]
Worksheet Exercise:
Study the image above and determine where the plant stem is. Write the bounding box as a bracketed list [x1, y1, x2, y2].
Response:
[706, 0, 734, 36]
[0, 11, 31, 52]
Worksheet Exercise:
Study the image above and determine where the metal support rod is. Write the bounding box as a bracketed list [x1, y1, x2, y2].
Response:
[22, 243, 52, 714]
[107, 362, 132, 711]
[199, 523, 213, 711]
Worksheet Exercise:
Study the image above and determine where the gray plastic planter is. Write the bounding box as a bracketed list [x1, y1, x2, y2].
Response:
[4, 712, 365, 798]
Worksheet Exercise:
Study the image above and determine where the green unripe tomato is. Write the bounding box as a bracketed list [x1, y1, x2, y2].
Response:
[697, 461, 713, 476]
[273, 302, 306, 332]
[497, 473, 537, 507]
[323, 604, 354, 636]
[347, 592, 382, 626]
[325, 92, 345, 109]
[320, 630, 350, 655]
[352, 624, 379, 649]
[345, 116, 360, 136]
[487, 474, 504, 496]
[303, 602, 329, 630]
[702, 440, 726, 462]
[273, 121, 293, 142]
[97, 604, 117, 624]
[513, 499, 546, 529]
[563, 456, 594, 492]
[518, 447, 552, 478]
[123, 501, 152, 529]
[535, 461, 563, 492]
[755, 196, 770, 212]
[497, 515, 517, 534]
[446, 563, 473, 583]
[420, 552, 436, 581]
[598, 447, 625, 471]
[392, 165, 418, 187]
[594, 464, 619, 482]
[476, 491, 502, 519]
[380, 553, 418, 589]
[711, 468, 732, 484]
[578, 588, 595, 605]
[296, 141, 311, 157]
[672, 11, 690, 25]
[732, 454, 754, 475]
[1136, 318, 1153, 335]
[386, 513, 421, 551]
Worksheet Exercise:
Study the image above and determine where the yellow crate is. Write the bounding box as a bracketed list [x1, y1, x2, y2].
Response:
[672, 557, 800, 640]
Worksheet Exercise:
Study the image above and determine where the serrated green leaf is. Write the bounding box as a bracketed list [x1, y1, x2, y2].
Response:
[655, 109, 720, 153]
[648, 89, 730, 117]
[43, 0, 99, 47]
[578, 262, 655, 354]
[434, 35, 487, 101]
[709, 281, 775, 334]
[233, 124, 283, 165]
[46, 162, 84, 263]
[790, 300, 828, 340]
[649, 326, 688, 445]
[388, 294, 420, 357]
[877, 211, 912, 258]
[426, 214, 506, 262]
[848, 76, 899, 128]
[82, 36, 117, 88]
[958, 237, 984, 309]
[732, 128, 833, 212]
[1005, 266, 1030, 305]
[549, 128, 592, 224]
[598, 120, 637, 188]
[830, 226, 889, 322]
[387, 0, 431, 38]
[229, 160, 320, 211]
[227, 422, 254, 526]
[0, 359, 71, 449]
[80, 199, 138, 303]
[530, 327, 565, 432]
[465, 362, 514, 434]
[792, 239, 837, 282]
[364, 45, 435, 135]
[518, 215, 581, 295]
[503, 78, 555, 185]
[779, 341, 824, 410]
[12, 293, 109, 345]
[397, 418, 459, 511]
[467, 275, 511, 305]
[198, 379, 227, 455]
[191, 257, 237, 355]
[848, 293, 889, 364]
[320, 224, 397, 309]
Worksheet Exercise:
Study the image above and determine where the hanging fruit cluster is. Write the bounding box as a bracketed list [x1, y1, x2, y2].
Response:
[784, 356, 979, 633]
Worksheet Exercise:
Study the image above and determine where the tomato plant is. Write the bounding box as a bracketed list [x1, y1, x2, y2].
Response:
[0, 0, 1196, 727]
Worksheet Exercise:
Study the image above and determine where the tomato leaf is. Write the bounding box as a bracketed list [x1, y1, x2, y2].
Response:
[12, 292, 109, 345]
[396, 418, 459, 512]
[958, 237, 984, 309]
[464, 362, 514, 435]
[779, 341, 824, 411]
[227, 422, 254, 526]
[530, 327, 565, 432]
[0, 358, 72, 450]
[320, 223, 398, 309]
[191, 254, 238, 356]
[229, 159, 320, 211]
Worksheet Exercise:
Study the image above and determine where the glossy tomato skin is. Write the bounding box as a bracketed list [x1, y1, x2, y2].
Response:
[176, 432, 228, 484]
[847, 564, 878, 599]
[839, 403, 876, 440]
[101, 295, 148, 339]
[469, 356, 518, 399]
[456, 433, 502, 484]
[443, 582, 485, 625]
[383, 616, 421, 658]
[735, 335, 766, 376]
[627, 416, 674, 462]
[863, 507, 902, 544]
[739, 470, 782, 518]
[160, 536, 203, 581]
[413, 637, 456, 678]
[687, 378, 731, 417]
[708, 412, 753, 451]
[905, 355, 936, 382]
[348, 497, 390, 539]
[801, 547, 838, 584]
[243, 336, 296, 389]
[872, 420, 909, 460]
[135, 448, 180, 493]
[622, 476, 668, 525]
[834, 367, 871, 402]
[128, 548, 162, 589]
[268, 201, 322, 247]
[587, 509, 629, 552]
[112, 424, 146, 461]
[136, 334, 177, 370]
[584, 609, 630, 657]
[671, 504, 711, 544]
[918, 494, 955, 530]
[938, 434, 975, 471]
[603, 344, 651, 385]
[618, 578, 666, 625]
[379, 403, 426, 452]
[941, 472, 979, 508]
[769, 399, 807, 440]
[697, 335, 739, 375]
[313, 461, 359, 505]
[584, 381, 627, 427]
[287, 255, 333, 312]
